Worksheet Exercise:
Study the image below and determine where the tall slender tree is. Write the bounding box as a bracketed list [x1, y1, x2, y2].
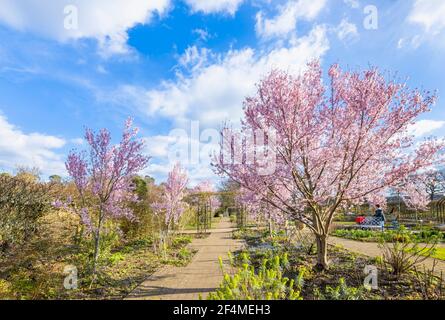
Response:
[153, 162, 189, 231]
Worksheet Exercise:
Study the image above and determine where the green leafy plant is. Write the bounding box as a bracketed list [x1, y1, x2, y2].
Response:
[208, 251, 304, 300]
[333, 225, 443, 243]
[171, 235, 192, 248]
[177, 247, 193, 262]
[314, 278, 365, 300]
[412, 260, 444, 300]
[333, 229, 378, 241]
[108, 252, 125, 265]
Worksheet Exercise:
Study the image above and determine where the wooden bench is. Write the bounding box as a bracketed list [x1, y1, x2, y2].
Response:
[356, 217, 384, 230]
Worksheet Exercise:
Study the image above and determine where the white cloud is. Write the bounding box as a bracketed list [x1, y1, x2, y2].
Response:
[178, 46, 214, 70]
[0, 114, 66, 175]
[343, 0, 359, 9]
[399, 0, 445, 49]
[408, 119, 445, 138]
[142, 132, 219, 185]
[143, 160, 216, 186]
[335, 19, 359, 41]
[96, 65, 108, 75]
[70, 138, 84, 145]
[144, 135, 178, 158]
[138, 26, 329, 127]
[397, 35, 422, 50]
[193, 28, 211, 41]
[184, 0, 245, 15]
[0, 0, 171, 56]
[408, 0, 445, 35]
[255, 0, 326, 40]
[95, 24, 330, 184]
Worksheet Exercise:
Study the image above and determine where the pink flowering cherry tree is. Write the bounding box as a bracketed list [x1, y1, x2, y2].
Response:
[61, 118, 150, 274]
[214, 61, 444, 270]
[153, 162, 189, 233]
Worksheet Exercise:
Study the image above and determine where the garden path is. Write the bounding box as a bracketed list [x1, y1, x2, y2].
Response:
[329, 236, 445, 275]
[126, 217, 244, 300]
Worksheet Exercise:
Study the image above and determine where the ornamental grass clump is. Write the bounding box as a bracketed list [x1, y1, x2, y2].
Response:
[379, 228, 438, 277]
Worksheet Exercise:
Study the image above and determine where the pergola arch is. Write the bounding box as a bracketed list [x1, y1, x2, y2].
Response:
[433, 197, 445, 224]
[185, 191, 242, 234]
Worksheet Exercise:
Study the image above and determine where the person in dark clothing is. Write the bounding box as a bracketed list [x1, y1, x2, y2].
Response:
[374, 204, 385, 230]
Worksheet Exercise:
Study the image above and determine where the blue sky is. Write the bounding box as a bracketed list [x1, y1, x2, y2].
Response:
[0, 0, 444, 185]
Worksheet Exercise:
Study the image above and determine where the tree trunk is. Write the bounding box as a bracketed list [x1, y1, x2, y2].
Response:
[74, 224, 84, 247]
[268, 218, 273, 238]
[315, 234, 329, 271]
[92, 230, 101, 275]
[285, 220, 289, 238]
[92, 214, 103, 276]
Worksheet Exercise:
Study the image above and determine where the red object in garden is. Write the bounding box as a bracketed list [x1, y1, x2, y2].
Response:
[356, 216, 366, 224]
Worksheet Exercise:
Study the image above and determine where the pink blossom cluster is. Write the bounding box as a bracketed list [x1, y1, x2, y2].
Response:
[56, 118, 150, 232]
[193, 180, 221, 212]
[236, 187, 287, 225]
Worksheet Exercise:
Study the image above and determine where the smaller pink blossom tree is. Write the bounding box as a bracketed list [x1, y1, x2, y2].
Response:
[236, 187, 288, 236]
[193, 181, 221, 213]
[153, 162, 189, 233]
[61, 118, 150, 274]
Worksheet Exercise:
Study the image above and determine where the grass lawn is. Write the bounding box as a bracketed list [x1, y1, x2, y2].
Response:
[431, 248, 445, 260]
[332, 228, 445, 243]
[417, 247, 445, 261]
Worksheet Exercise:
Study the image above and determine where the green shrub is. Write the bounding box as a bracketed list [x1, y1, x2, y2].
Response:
[333, 229, 377, 240]
[0, 174, 53, 251]
[314, 278, 365, 300]
[108, 252, 125, 265]
[0, 279, 12, 299]
[417, 229, 444, 242]
[121, 237, 153, 253]
[333, 225, 443, 243]
[178, 247, 193, 262]
[171, 235, 192, 249]
[208, 251, 304, 300]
